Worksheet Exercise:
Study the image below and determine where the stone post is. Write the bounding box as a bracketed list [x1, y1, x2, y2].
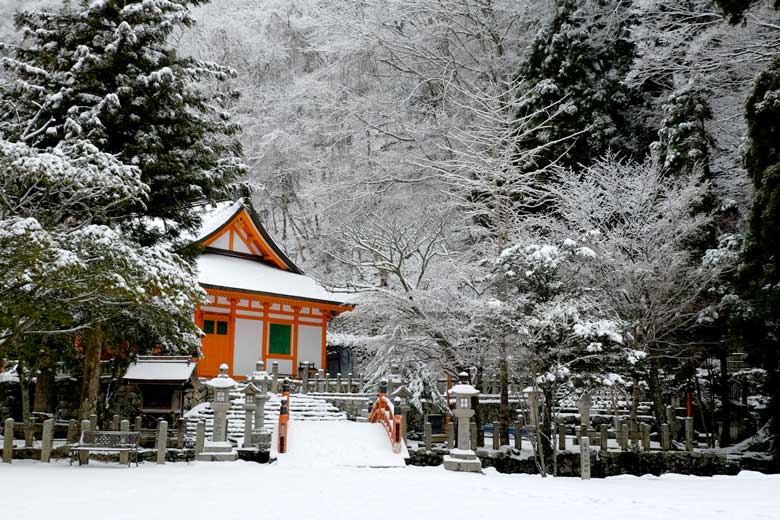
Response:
[447, 422, 455, 449]
[315, 370, 321, 393]
[195, 420, 206, 455]
[337, 373, 343, 393]
[558, 423, 566, 451]
[79, 419, 91, 465]
[492, 421, 500, 450]
[469, 421, 477, 450]
[3, 418, 14, 463]
[685, 417, 694, 451]
[176, 418, 186, 449]
[134, 416, 142, 432]
[40, 419, 54, 463]
[348, 373, 354, 394]
[89, 413, 97, 432]
[620, 423, 629, 451]
[156, 420, 167, 464]
[324, 373, 330, 393]
[271, 361, 279, 393]
[67, 419, 77, 443]
[574, 425, 581, 446]
[301, 363, 309, 394]
[666, 405, 677, 440]
[424, 422, 432, 451]
[119, 419, 130, 465]
[580, 436, 591, 480]
[661, 423, 671, 451]
[578, 393, 591, 433]
[243, 405, 255, 448]
[641, 423, 650, 450]
[400, 402, 408, 444]
[111, 414, 120, 431]
[515, 421, 523, 450]
[24, 419, 34, 447]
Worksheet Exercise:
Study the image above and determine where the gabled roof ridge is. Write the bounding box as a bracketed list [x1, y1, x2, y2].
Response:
[194, 198, 304, 275]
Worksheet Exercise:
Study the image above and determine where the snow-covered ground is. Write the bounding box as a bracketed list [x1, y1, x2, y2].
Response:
[1, 461, 777, 520]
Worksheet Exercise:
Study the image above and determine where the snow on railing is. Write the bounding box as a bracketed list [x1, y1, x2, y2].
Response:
[368, 393, 402, 454]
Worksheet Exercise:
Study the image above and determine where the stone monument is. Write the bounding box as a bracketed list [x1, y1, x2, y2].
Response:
[443, 372, 482, 473]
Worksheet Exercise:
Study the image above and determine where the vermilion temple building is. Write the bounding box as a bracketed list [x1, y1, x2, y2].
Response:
[189, 200, 353, 379]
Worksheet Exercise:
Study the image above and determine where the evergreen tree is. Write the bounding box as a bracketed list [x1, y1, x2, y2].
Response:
[0, 0, 245, 240]
[515, 0, 652, 174]
[739, 56, 780, 457]
[653, 82, 714, 179]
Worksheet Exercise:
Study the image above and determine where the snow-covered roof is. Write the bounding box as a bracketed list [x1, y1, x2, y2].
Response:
[197, 253, 350, 306]
[124, 356, 196, 383]
[186, 200, 243, 243]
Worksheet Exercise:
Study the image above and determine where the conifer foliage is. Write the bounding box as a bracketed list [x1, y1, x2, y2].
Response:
[516, 0, 650, 173]
[0, 0, 244, 238]
[740, 56, 780, 454]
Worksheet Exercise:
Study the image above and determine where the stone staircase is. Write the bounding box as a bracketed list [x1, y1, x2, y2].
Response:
[184, 386, 348, 442]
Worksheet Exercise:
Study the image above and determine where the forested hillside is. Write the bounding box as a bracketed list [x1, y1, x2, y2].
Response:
[1, 0, 778, 463]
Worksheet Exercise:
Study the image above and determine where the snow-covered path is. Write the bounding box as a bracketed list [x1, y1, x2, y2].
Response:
[1, 461, 778, 520]
[278, 420, 406, 467]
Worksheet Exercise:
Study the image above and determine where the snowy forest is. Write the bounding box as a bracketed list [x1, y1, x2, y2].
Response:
[0, 0, 779, 468]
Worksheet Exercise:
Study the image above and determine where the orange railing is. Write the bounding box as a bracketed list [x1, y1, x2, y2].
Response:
[369, 394, 403, 454]
[278, 391, 290, 453]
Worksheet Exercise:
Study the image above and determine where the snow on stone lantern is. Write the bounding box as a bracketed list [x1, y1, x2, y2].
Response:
[206, 363, 236, 443]
[443, 371, 482, 473]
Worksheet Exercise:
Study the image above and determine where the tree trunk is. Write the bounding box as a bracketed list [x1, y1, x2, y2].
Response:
[646, 360, 667, 429]
[79, 327, 103, 421]
[541, 388, 554, 470]
[33, 348, 54, 414]
[474, 365, 484, 447]
[17, 363, 31, 424]
[719, 349, 731, 447]
[498, 342, 511, 447]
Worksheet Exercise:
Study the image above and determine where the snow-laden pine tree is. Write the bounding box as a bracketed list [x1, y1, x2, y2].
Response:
[515, 0, 652, 174]
[0, 0, 244, 240]
[738, 55, 780, 458]
[653, 82, 714, 179]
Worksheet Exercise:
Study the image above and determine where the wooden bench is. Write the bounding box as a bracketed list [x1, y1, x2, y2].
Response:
[69, 431, 140, 466]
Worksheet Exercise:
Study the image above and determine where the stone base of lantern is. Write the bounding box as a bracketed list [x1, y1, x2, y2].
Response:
[250, 429, 272, 450]
[197, 441, 238, 462]
[443, 449, 482, 473]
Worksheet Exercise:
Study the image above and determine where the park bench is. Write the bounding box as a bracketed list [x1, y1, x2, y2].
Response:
[69, 430, 140, 466]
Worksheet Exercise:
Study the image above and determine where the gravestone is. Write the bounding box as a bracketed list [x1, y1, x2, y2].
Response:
[156, 420, 167, 464]
[580, 436, 591, 480]
[119, 420, 130, 465]
[3, 418, 14, 463]
[41, 419, 53, 463]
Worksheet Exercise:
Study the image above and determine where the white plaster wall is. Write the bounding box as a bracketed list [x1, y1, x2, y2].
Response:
[210, 233, 230, 250]
[269, 359, 293, 375]
[233, 318, 262, 377]
[232, 237, 251, 254]
[297, 325, 322, 370]
[200, 306, 229, 314]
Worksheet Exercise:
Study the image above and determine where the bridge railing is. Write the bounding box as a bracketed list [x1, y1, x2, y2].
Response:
[368, 393, 402, 454]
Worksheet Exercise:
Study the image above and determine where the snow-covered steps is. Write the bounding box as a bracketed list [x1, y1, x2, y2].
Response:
[184, 390, 347, 441]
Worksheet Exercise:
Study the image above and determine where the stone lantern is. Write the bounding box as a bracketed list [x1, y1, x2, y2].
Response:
[443, 372, 482, 473]
[206, 363, 236, 443]
[241, 382, 258, 448]
[249, 360, 272, 430]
